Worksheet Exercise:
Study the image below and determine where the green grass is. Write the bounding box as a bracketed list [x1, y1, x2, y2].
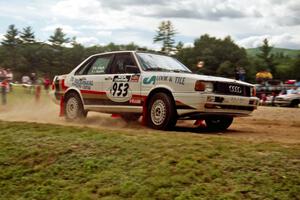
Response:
[0, 121, 299, 200]
[0, 85, 51, 111]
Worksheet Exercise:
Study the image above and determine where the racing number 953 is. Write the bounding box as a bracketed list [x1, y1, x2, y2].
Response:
[111, 82, 129, 97]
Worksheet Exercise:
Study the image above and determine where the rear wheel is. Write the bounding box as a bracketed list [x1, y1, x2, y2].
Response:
[205, 116, 233, 131]
[64, 93, 87, 121]
[147, 93, 177, 130]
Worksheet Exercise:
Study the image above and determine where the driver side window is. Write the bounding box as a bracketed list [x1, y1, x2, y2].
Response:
[108, 53, 137, 74]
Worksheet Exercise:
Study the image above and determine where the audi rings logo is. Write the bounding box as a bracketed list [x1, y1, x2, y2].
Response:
[229, 85, 242, 93]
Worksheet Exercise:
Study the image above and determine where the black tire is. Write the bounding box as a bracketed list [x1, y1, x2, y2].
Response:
[120, 113, 141, 122]
[147, 93, 177, 130]
[290, 100, 299, 108]
[205, 116, 233, 131]
[64, 92, 87, 121]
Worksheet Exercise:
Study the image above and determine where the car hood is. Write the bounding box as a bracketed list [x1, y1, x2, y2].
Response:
[143, 72, 254, 87]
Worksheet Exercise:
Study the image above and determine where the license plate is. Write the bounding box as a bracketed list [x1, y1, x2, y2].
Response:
[224, 96, 248, 104]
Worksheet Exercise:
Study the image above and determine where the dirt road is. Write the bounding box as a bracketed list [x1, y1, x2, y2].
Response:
[0, 96, 299, 144]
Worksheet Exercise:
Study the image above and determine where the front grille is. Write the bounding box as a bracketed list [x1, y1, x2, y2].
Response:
[213, 82, 251, 97]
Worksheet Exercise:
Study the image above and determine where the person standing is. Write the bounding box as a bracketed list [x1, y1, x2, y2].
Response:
[1, 79, 8, 105]
[6, 69, 13, 91]
[239, 67, 246, 81]
[235, 67, 240, 80]
[29, 73, 37, 94]
[43, 76, 51, 93]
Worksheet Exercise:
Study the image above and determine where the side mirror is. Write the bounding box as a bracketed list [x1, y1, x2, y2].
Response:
[125, 65, 140, 74]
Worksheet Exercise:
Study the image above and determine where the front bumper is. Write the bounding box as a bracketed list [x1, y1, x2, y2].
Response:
[201, 95, 258, 115]
[174, 92, 259, 117]
[273, 99, 291, 107]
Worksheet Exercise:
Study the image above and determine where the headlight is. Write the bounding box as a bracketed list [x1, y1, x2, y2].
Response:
[195, 81, 214, 92]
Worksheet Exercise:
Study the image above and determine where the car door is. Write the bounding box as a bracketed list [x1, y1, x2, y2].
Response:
[72, 54, 114, 106]
[102, 52, 142, 111]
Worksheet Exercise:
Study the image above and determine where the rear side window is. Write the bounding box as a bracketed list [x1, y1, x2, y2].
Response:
[87, 56, 112, 75]
[75, 58, 94, 75]
[75, 54, 113, 75]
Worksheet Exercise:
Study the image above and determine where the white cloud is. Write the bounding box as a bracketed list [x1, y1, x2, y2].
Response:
[1, 0, 300, 49]
[51, 0, 133, 30]
[76, 37, 100, 46]
[97, 31, 112, 37]
[0, 33, 4, 42]
[42, 24, 79, 35]
[183, 42, 194, 48]
[237, 34, 300, 49]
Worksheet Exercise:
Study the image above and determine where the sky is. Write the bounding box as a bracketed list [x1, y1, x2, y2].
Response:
[0, 0, 299, 49]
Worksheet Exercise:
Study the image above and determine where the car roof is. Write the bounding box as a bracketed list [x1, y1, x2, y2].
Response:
[90, 50, 168, 57]
[91, 50, 136, 57]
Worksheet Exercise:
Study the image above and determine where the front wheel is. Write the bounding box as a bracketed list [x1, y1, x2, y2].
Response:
[205, 116, 233, 131]
[64, 93, 87, 121]
[147, 93, 177, 130]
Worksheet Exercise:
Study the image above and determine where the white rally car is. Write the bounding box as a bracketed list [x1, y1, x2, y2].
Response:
[52, 51, 259, 130]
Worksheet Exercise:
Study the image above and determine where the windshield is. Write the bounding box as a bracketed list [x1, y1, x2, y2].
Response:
[136, 53, 191, 73]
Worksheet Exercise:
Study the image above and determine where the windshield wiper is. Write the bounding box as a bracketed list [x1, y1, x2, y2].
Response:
[145, 67, 191, 73]
[170, 69, 192, 73]
[145, 67, 170, 72]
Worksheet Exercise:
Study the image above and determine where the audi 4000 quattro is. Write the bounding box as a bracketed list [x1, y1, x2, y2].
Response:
[52, 51, 259, 130]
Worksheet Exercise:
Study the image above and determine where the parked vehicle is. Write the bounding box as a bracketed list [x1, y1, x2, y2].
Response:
[274, 88, 300, 107]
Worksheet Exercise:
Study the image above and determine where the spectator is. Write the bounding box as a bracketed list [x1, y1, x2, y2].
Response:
[271, 92, 276, 106]
[239, 67, 246, 81]
[22, 75, 31, 84]
[43, 76, 51, 93]
[6, 69, 13, 91]
[1, 78, 8, 105]
[30, 73, 37, 85]
[6, 69, 13, 82]
[234, 67, 240, 80]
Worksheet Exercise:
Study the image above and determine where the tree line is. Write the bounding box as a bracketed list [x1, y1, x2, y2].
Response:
[0, 22, 299, 82]
[154, 21, 300, 82]
[0, 25, 141, 80]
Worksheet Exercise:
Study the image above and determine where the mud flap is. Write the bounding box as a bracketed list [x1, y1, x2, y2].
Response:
[194, 120, 206, 128]
[111, 114, 121, 118]
[142, 98, 147, 126]
[59, 96, 65, 117]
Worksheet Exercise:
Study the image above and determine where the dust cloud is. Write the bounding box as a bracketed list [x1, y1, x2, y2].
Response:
[0, 92, 140, 130]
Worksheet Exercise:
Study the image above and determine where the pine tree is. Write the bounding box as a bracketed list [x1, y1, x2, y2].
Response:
[1, 24, 22, 70]
[175, 41, 184, 53]
[20, 26, 35, 43]
[49, 28, 70, 47]
[1, 24, 21, 47]
[257, 38, 276, 74]
[153, 20, 176, 54]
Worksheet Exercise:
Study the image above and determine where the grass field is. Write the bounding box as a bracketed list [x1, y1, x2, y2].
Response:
[0, 121, 299, 200]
